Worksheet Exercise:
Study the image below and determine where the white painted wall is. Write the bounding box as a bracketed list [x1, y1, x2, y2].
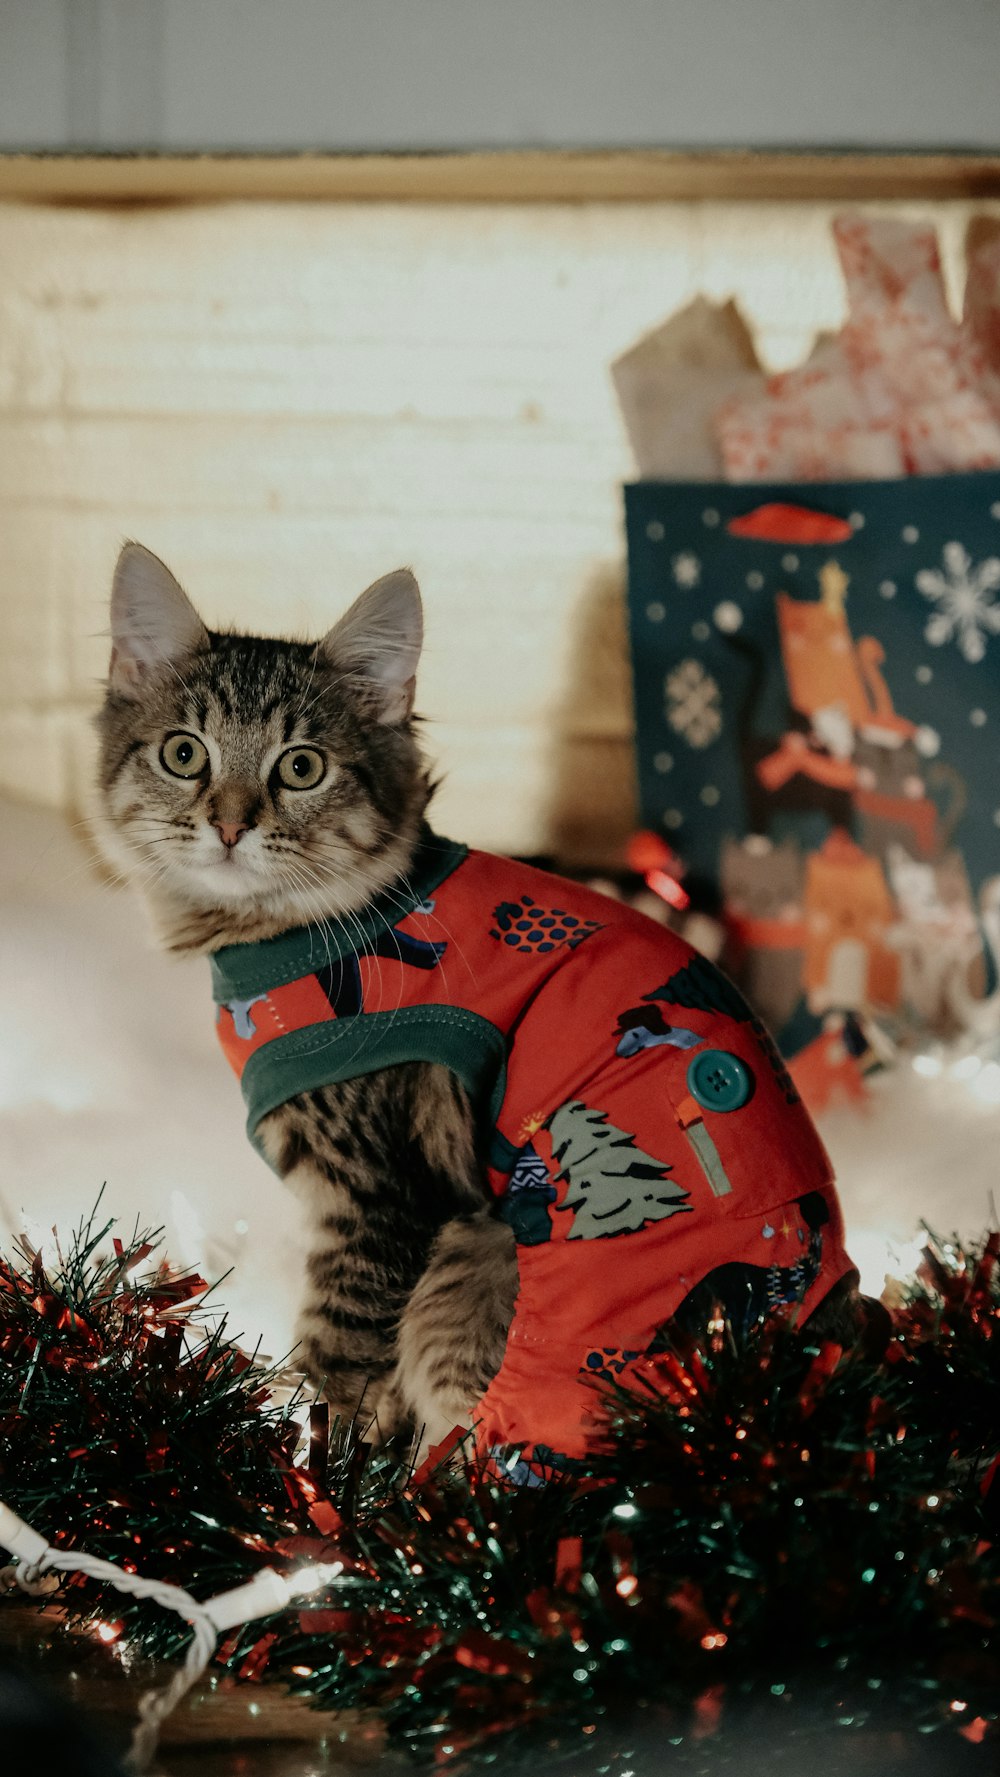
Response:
[2, 0, 999, 153]
[0, 195, 993, 863]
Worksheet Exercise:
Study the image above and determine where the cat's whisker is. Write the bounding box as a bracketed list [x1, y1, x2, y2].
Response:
[364, 870, 477, 1003]
[298, 835, 416, 919]
[280, 874, 392, 1079]
[43, 853, 119, 896]
[114, 860, 174, 900]
[271, 836, 390, 929]
[294, 868, 361, 997]
[275, 856, 340, 970]
[279, 857, 397, 1072]
[337, 898, 399, 1040]
[291, 642, 321, 723]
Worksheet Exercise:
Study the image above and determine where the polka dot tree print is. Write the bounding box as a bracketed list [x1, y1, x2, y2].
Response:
[490, 895, 602, 955]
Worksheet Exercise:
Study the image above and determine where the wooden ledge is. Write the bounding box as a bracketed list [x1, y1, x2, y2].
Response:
[3, 149, 1000, 206]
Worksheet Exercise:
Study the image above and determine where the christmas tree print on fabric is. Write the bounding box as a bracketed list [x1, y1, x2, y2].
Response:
[547, 1100, 690, 1240]
[644, 951, 753, 1023]
[645, 955, 800, 1105]
[490, 895, 602, 955]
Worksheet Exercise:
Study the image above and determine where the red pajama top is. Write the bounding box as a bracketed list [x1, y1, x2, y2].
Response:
[211, 831, 853, 1467]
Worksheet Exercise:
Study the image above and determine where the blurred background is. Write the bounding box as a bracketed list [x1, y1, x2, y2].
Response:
[1, 0, 1000, 1357]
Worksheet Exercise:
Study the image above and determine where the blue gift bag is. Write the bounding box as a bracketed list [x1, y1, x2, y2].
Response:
[624, 473, 1000, 1054]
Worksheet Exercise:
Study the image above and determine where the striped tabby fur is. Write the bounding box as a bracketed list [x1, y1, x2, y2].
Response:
[95, 544, 860, 1449]
[255, 1067, 515, 1442]
[95, 543, 516, 1445]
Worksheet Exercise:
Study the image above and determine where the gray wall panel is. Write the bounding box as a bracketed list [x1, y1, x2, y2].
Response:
[2, 0, 999, 153]
[0, 0, 71, 147]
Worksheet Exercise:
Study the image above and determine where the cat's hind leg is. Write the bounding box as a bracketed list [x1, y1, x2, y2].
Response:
[294, 1295, 409, 1443]
[395, 1211, 517, 1454]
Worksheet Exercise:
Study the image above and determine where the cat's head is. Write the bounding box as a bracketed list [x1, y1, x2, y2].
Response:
[95, 543, 431, 952]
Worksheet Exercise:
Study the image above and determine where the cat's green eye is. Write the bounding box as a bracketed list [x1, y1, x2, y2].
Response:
[277, 746, 326, 790]
[160, 732, 209, 779]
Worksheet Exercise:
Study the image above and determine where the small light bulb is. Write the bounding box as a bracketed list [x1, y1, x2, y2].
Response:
[911, 1054, 942, 1079]
[971, 1062, 1000, 1105]
[288, 1560, 344, 1597]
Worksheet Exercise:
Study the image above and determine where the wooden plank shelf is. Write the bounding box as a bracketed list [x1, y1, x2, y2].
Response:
[3, 149, 1000, 206]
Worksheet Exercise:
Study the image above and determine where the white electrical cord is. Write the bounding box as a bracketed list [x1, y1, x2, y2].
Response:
[0, 1500, 344, 1772]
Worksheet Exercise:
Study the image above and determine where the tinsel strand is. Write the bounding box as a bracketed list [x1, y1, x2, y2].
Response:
[1, 1208, 997, 1771]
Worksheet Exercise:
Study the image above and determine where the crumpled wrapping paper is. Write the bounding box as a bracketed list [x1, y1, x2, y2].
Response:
[611, 295, 762, 479]
[714, 335, 906, 482]
[615, 212, 1000, 484]
[962, 213, 1000, 421]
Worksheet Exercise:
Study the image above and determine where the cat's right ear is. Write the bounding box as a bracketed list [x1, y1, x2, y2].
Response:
[109, 542, 208, 697]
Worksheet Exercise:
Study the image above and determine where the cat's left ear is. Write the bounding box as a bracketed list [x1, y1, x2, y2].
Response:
[321, 568, 423, 724]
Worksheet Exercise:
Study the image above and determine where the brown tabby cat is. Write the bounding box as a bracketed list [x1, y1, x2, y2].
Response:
[95, 542, 516, 1449]
[95, 544, 865, 1451]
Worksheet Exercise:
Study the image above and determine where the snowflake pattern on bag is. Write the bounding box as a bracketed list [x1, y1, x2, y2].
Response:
[915, 541, 1000, 662]
[664, 658, 723, 748]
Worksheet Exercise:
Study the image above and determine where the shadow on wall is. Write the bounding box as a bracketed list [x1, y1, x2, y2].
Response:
[544, 563, 637, 868]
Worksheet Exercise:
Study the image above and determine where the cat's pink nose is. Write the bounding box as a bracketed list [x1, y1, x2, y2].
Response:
[213, 819, 250, 849]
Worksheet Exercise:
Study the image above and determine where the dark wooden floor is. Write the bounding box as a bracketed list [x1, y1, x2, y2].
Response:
[1, 1601, 403, 1776]
[8, 1598, 994, 1777]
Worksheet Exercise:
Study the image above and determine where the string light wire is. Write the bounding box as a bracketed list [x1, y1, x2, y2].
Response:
[0, 1500, 341, 1771]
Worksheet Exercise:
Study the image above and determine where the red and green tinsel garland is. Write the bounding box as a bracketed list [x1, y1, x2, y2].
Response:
[1, 1203, 998, 1771]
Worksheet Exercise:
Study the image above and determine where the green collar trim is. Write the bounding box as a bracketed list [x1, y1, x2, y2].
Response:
[209, 828, 467, 1003]
[241, 1003, 508, 1155]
